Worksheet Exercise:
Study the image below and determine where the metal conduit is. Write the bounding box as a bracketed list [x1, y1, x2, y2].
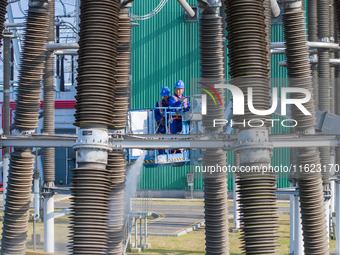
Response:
[69, 0, 120, 254]
[226, 0, 278, 253]
[199, 4, 229, 254]
[1, 2, 49, 254]
[282, 1, 329, 253]
[43, 0, 55, 187]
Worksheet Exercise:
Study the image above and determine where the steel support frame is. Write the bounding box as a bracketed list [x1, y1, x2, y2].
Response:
[0, 134, 339, 149]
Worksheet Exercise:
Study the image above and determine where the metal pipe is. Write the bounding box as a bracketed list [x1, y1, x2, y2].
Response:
[336, 180, 340, 254]
[270, 0, 280, 17]
[45, 42, 79, 50]
[4, 23, 25, 27]
[294, 194, 304, 255]
[119, 0, 134, 8]
[271, 41, 340, 49]
[232, 176, 240, 231]
[33, 172, 40, 219]
[176, 0, 195, 18]
[54, 49, 78, 55]
[279, 58, 340, 66]
[289, 192, 295, 254]
[43, 194, 54, 253]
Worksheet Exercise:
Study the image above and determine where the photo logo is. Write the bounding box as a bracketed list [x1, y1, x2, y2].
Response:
[201, 84, 312, 117]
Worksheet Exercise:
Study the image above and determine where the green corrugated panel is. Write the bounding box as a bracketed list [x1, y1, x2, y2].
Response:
[132, 0, 198, 190]
[132, 3, 290, 191]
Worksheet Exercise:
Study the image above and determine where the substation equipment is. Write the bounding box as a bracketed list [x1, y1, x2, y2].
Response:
[1, 0, 340, 254]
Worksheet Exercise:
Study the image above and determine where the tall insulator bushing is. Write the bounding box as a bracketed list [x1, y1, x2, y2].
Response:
[43, 0, 55, 186]
[199, 6, 229, 254]
[0, 0, 7, 50]
[334, 0, 340, 175]
[1, 2, 49, 254]
[69, 0, 120, 254]
[112, 8, 131, 130]
[282, 1, 328, 253]
[106, 6, 132, 255]
[74, 1, 119, 127]
[317, 0, 331, 189]
[106, 151, 126, 255]
[226, 0, 278, 253]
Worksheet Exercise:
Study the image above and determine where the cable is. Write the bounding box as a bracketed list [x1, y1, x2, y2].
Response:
[58, 0, 66, 16]
[130, 0, 167, 20]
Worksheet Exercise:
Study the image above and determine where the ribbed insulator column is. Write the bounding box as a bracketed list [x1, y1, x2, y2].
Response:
[226, 0, 278, 253]
[0, 0, 7, 49]
[203, 149, 228, 254]
[282, 2, 329, 253]
[43, 0, 55, 186]
[199, 7, 229, 254]
[226, 0, 272, 126]
[334, 0, 340, 179]
[106, 7, 131, 255]
[70, 0, 120, 254]
[308, 0, 319, 108]
[200, 13, 225, 131]
[69, 166, 111, 254]
[318, 0, 331, 188]
[264, 0, 271, 78]
[112, 8, 131, 130]
[74, 1, 119, 127]
[1, 3, 49, 254]
[107, 151, 126, 255]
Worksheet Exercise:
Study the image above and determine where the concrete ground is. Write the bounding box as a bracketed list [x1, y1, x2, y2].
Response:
[146, 200, 289, 236]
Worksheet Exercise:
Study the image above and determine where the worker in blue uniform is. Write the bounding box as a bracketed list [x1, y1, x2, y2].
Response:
[168, 80, 191, 134]
[155, 86, 171, 134]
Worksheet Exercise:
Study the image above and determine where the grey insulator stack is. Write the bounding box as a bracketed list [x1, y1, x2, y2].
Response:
[282, 2, 329, 253]
[106, 151, 126, 255]
[318, 0, 331, 189]
[106, 8, 131, 255]
[112, 8, 131, 130]
[43, 0, 55, 187]
[334, 0, 340, 175]
[69, 0, 120, 253]
[308, 0, 319, 108]
[1, 2, 49, 254]
[226, 0, 278, 253]
[199, 6, 229, 254]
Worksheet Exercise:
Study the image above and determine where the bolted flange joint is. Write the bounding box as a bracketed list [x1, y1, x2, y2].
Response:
[73, 129, 111, 164]
[281, 0, 302, 10]
[235, 129, 273, 167]
[29, 0, 48, 8]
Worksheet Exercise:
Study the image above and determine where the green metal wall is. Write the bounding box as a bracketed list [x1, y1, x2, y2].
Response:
[131, 3, 290, 191]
